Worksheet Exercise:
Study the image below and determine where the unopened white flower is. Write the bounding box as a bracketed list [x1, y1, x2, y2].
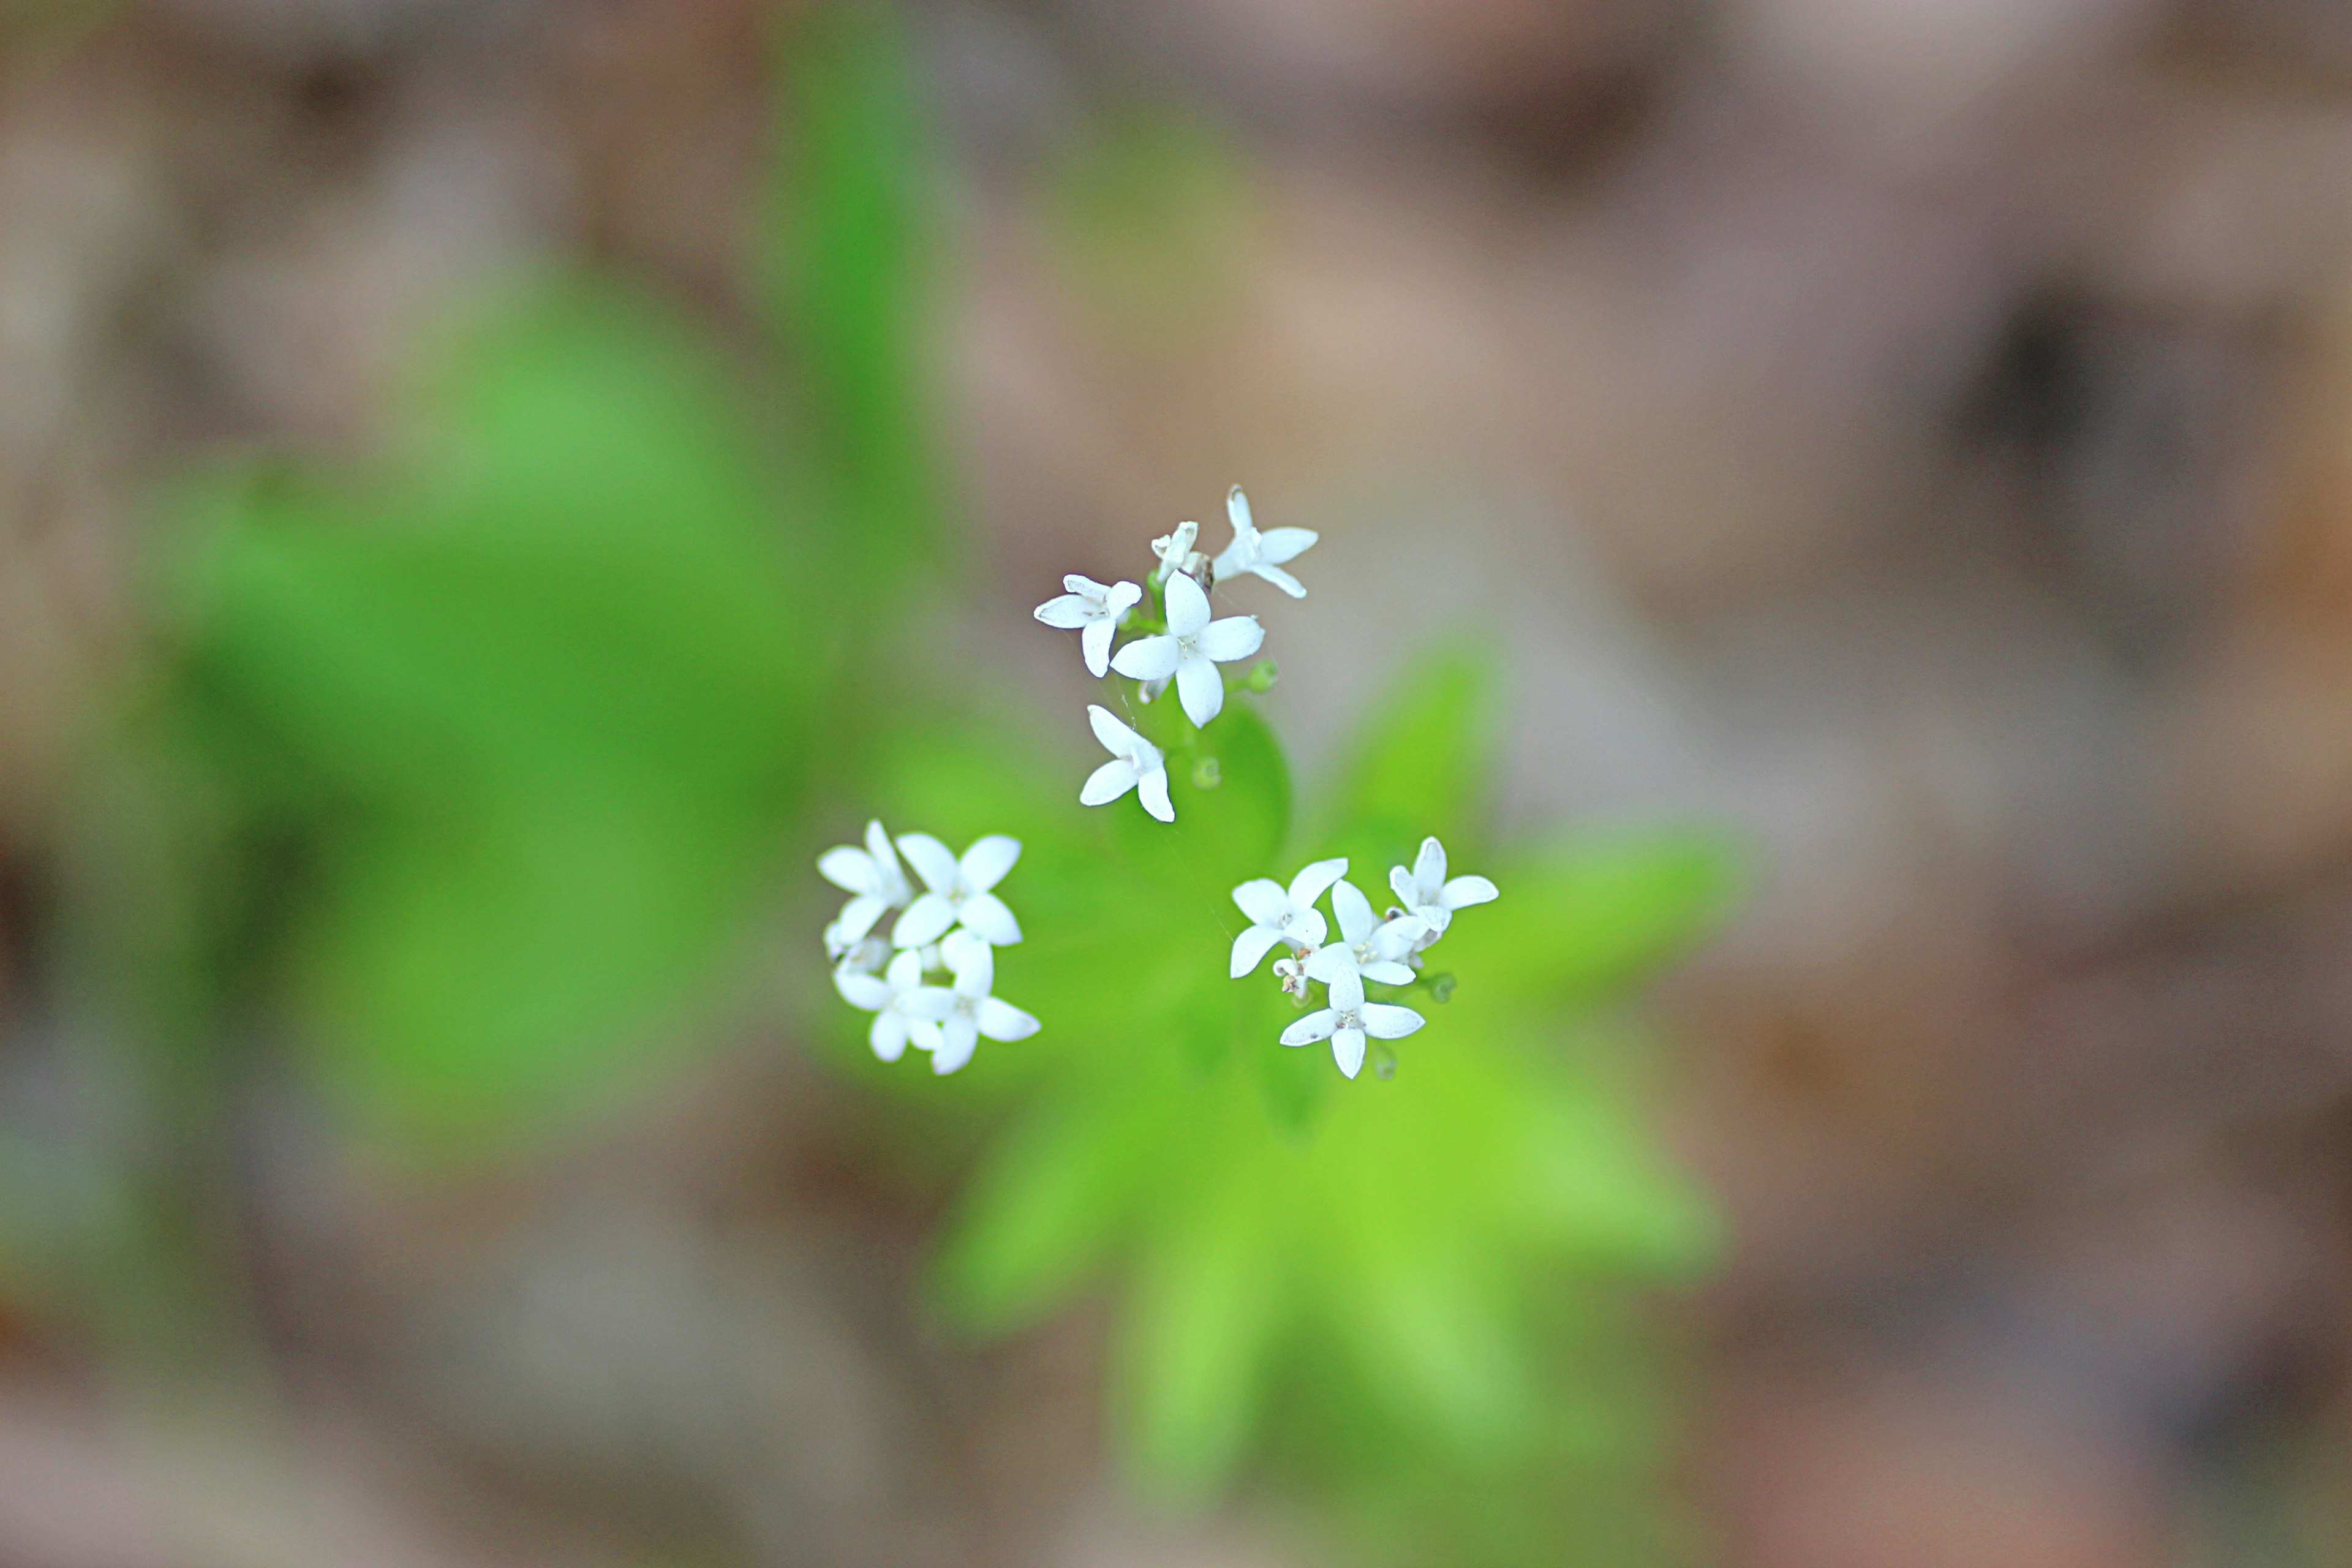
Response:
[894, 833, 1023, 948]
[834, 948, 927, 1061]
[1304, 880, 1425, 987]
[903, 938, 1039, 1074]
[1210, 488, 1316, 598]
[1228, 856, 1348, 978]
[1033, 575, 1144, 678]
[1150, 520, 1202, 585]
[817, 820, 913, 947]
[1387, 836, 1499, 940]
[1278, 964, 1423, 1079]
[1272, 954, 1309, 1000]
[1080, 704, 1174, 823]
[1110, 573, 1264, 728]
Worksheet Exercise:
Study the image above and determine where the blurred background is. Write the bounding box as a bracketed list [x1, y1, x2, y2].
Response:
[5, 0, 2352, 1564]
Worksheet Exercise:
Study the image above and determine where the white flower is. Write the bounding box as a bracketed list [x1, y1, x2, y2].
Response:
[1080, 704, 1174, 823]
[834, 948, 927, 1061]
[1303, 880, 1425, 987]
[827, 922, 890, 974]
[1210, 487, 1316, 598]
[1228, 856, 1348, 978]
[1033, 575, 1144, 678]
[903, 938, 1039, 1074]
[1387, 836, 1499, 940]
[1272, 954, 1309, 1000]
[893, 832, 1023, 948]
[1150, 520, 1202, 585]
[1278, 964, 1423, 1079]
[1110, 573, 1264, 728]
[817, 820, 913, 946]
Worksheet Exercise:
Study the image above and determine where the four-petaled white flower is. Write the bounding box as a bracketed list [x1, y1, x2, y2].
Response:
[1228, 857, 1348, 978]
[817, 820, 913, 946]
[1210, 487, 1316, 599]
[1081, 704, 1174, 823]
[1388, 836, 1499, 938]
[1110, 573, 1264, 728]
[903, 937, 1039, 1074]
[1033, 575, 1144, 678]
[1304, 880, 1425, 987]
[834, 948, 927, 1061]
[1150, 519, 1201, 585]
[894, 833, 1023, 948]
[1278, 963, 1423, 1079]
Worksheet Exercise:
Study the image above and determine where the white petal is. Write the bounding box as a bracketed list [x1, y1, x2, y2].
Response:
[1227, 486, 1254, 538]
[865, 820, 900, 875]
[907, 1019, 942, 1053]
[1291, 908, 1328, 948]
[1231, 879, 1291, 927]
[1359, 961, 1415, 986]
[959, 835, 1021, 892]
[1063, 573, 1109, 598]
[1330, 881, 1375, 946]
[1360, 1003, 1425, 1039]
[1081, 757, 1137, 806]
[817, 846, 874, 894]
[834, 892, 887, 944]
[870, 1010, 910, 1061]
[1372, 915, 1428, 960]
[932, 1016, 979, 1074]
[1250, 563, 1306, 598]
[896, 833, 960, 893]
[1303, 945, 1355, 984]
[900, 986, 959, 1023]
[1162, 572, 1211, 638]
[977, 997, 1040, 1041]
[1413, 837, 1447, 897]
[1080, 619, 1115, 677]
[1255, 527, 1316, 565]
[1280, 1009, 1338, 1047]
[1033, 594, 1093, 629]
[1174, 654, 1224, 728]
[1331, 1028, 1366, 1079]
[1111, 634, 1180, 682]
[1287, 858, 1348, 910]
[957, 891, 1023, 947]
[1194, 615, 1263, 664]
[885, 948, 925, 990]
[835, 971, 892, 1010]
[892, 893, 957, 949]
[952, 941, 996, 998]
[1087, 703, 1139, 755]
[1229, 924, 1285, 979]
[1441, 874, 1499, 910]
[940, 928, 989, 974]
[1107, 579, 1144, 616]
[1389, 864, 1419, 912]
[1137, 766, 1175, 823]
[1325, 965, 1365, 1012]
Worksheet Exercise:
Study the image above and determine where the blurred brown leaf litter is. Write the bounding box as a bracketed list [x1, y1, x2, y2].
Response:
[10, 0, 2352, 1563]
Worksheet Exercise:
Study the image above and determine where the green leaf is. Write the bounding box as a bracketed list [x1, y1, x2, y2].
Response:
[165, 285, 814, 1152]
[765, 0, 941, 581]
[1118, 1167, 1279, 1494]
[1109, 694, 1291, 903]
[1449, 827, 1744, 1008]
[1327, 641, 1498, 861]
[933, 1093, 1152, 1335]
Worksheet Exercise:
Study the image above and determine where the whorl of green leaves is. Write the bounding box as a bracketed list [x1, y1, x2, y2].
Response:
[895, 647, 1740, 1536]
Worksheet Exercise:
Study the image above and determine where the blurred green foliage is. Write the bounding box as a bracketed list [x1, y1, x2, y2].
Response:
[33, 3, 1741, 1561]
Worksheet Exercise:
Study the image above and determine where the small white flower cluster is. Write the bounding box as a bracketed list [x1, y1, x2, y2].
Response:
[1231, 837, 1498, 1079]
[820, 822, 1039, 1074]
[1034, 488, 1315, 823]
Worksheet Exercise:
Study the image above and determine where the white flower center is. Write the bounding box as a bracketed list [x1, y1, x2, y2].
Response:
[1334, 1006, 1363, 1031]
